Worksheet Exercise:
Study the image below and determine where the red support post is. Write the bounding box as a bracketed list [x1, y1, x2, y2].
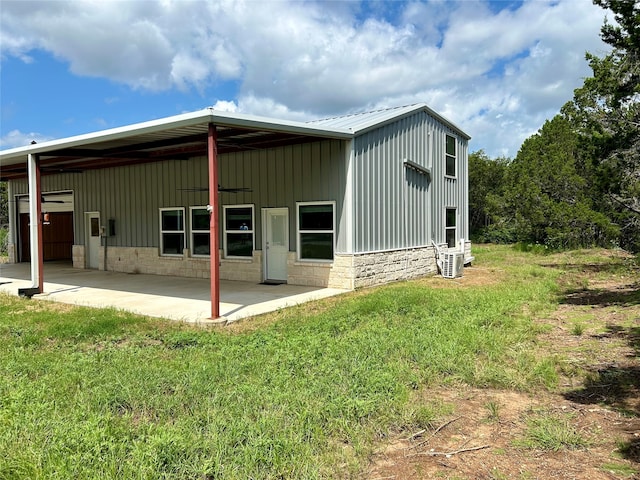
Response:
[208, 123, 220, 319]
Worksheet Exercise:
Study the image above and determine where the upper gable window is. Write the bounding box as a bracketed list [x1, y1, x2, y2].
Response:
[445, 135, 456, 177]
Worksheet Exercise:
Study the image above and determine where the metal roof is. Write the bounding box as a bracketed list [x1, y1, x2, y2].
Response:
[308, 103, 471, 140]
[0, 104, 469, 180]
[0, 109, 353, 180]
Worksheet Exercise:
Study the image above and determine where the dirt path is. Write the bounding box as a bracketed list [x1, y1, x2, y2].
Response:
[365, 257, 640, 479]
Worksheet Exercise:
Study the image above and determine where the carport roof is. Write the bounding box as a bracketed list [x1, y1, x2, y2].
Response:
[0, 103, 469, 180]
[0, 108, 353, 180]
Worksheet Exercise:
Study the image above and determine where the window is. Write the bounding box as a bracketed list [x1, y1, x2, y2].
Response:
[445, 134, 456, 177]
[190, 207, 210, 256]
[90, 217, 100, 237]
[223, 205, 254, 258]
[160, 208, 185, 256]
[446, 208, 457, 248]
[297, 202, 335, 261]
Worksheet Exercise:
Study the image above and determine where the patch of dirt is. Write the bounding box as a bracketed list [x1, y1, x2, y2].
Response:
[364, 255, 640, 480]
[367, 387, 639, 479]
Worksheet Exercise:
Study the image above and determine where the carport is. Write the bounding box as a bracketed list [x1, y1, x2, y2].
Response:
[0, 109, 352, 319]
[0, 262, 348, 323]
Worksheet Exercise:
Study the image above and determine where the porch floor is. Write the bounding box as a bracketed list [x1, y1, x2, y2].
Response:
[0, 262, 349, 324]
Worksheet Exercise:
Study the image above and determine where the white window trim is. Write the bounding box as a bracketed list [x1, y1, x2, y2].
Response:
[223, 204, 255, 259]
[445, 207, 457, 248]
[159, 207, 185, 257]
[445, 134, 457, 179]
[190, 206, 210, 258]
[296, 201, 336, 262]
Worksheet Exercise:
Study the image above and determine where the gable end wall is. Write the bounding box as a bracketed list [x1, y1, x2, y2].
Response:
[350, 110, 468, 253]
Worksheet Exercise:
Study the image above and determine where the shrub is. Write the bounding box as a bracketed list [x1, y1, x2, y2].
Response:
[0, 226, 8, 256]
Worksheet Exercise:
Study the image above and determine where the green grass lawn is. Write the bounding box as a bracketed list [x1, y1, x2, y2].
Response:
[0, 245, 613, 479]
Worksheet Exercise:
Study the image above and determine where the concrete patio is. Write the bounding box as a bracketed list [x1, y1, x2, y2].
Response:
[0, 262, 349, 324]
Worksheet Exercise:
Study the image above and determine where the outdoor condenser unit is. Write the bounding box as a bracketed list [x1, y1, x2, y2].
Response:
[442, 252, 464, 278]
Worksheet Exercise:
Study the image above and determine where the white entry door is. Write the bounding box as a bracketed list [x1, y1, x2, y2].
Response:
[263, 208, 289, 282]
[85, 212, 101, 269]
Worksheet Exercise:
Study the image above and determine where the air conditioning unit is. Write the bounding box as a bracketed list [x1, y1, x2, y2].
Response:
[442, 252, 464, 278]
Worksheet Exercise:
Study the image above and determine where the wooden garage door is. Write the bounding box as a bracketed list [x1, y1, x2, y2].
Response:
[20, 212, 74, 262]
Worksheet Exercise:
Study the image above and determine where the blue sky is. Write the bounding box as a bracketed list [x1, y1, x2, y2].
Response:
[1, 0, 609, 158]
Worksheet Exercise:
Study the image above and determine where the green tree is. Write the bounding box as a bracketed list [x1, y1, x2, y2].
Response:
[565, 0, 639, 251]
[504, 116, 618, 249]
[468, 150, 512, 243]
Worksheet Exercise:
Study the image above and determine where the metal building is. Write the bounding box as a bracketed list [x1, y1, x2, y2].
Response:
[0, 103, 471, 318]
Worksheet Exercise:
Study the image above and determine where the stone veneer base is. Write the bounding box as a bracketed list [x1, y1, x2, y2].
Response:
[94, 246, 262, 283]
[56, 243, 472, 290]
[289, 245, 442, 289]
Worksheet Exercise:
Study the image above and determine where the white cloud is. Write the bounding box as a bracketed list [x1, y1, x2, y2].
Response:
[211, 100, 238, 112]
[0, 130, 51, 150]
[235, 95, 313, 122]
[0, 0, 611, 157]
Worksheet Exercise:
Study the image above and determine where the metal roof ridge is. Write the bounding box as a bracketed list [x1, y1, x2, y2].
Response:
[307, 103, 423, 124]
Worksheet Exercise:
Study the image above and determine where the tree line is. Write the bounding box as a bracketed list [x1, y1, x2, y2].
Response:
[470, 0, 639, 253]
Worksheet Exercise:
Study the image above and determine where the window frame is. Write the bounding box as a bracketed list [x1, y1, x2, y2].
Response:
[190, 206, 211, 258]
[296, 201, 336, 262]
[445, 207, 457, 248]
[223, 204, 255, 259]
[445, 134, 457, 178]
[159, 207, 186, 257]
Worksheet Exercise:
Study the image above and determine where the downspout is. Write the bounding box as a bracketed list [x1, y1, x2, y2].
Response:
[208, 123, 221, 319]
[343, 140, 355, 289]
[427, 129, 443, 274]
[343, 139, 354, 256]
[403, 159, 409, 272]
[20, 153, 43, 297]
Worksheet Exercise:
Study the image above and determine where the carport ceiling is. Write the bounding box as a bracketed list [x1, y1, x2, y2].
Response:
[0, 124, 326, 181]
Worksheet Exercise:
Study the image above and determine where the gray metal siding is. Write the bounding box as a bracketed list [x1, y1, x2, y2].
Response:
[350, 110, 469, 253]
[219, 140, 346, 249]
[351, 112, 434, 253]
[10, 139, 346, 252]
